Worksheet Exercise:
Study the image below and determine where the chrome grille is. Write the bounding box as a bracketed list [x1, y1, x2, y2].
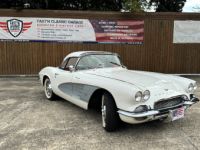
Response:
[154, 97, 184, 110]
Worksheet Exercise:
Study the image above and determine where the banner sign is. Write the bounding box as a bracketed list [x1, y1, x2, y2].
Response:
[173, 21, 200, 43]
[0, 17, 144, 44]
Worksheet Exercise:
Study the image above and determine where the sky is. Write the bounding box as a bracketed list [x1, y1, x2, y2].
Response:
[183, 0, 200, 12]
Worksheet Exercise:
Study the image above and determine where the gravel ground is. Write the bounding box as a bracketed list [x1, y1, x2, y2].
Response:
[0, 76, 200, 150]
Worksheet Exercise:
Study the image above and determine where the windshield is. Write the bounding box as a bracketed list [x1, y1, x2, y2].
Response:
[76, 54, 121, 70]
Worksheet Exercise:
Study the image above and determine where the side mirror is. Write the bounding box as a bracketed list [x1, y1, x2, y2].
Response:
[122, 65, 127, 69]
[68, 65, 75, 72]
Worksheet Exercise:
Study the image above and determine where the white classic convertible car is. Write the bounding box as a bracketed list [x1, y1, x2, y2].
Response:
[39, 51, 199, 131]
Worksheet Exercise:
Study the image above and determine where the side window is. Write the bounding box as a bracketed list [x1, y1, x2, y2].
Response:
[59, 59, 68, 70]
[65, 57, 78, 70]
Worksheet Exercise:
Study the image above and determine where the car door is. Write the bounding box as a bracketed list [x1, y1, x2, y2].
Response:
[70, 55, 100, 107]
[53, 57, 78, 101]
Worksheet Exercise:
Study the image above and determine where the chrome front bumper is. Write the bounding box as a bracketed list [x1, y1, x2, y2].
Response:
[118, 97, 199, 124]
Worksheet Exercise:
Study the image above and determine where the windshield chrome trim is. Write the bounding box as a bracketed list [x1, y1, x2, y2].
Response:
[74, 53, 122, 71]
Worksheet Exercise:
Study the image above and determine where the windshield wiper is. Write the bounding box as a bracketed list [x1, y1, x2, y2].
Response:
[109, 62, 121, 67]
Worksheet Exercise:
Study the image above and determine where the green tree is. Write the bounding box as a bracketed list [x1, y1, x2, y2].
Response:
[122, 0, 144, 12]
[0, 0, 187, 12]
[122, 0, 187, 12]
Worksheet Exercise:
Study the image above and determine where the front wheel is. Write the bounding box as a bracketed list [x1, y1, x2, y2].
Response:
[101, 92, 121, 132]
[44, 78, 56, 100]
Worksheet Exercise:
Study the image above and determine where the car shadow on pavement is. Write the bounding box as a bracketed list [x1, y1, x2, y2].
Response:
[43, 94, 170, 133]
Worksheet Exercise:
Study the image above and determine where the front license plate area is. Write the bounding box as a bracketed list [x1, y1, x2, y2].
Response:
[170, 107, 185, 121]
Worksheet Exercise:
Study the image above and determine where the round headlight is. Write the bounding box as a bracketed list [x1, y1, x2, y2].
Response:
[194, 82, 197, 90]
[135, 91, 142, 102]
[143, 90, 150, 101]
[188, 83, 194, 93]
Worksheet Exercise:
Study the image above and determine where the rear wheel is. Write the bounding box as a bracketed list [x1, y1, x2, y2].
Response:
[44, 78, 56, 100]
[101, 92, 121, 132]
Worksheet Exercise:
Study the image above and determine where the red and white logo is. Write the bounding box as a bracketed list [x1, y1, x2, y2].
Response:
[0, 19, 32, 37]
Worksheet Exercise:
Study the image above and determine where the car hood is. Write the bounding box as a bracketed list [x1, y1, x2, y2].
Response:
[86, 68, 183, 90]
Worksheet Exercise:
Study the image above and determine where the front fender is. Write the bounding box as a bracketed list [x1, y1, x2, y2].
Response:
[39, 66, 57, 86]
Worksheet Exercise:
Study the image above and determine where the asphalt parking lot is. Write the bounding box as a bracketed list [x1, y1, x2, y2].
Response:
[0, 76, 200, 150]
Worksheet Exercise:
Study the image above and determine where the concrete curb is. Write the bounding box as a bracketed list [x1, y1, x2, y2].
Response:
[0, 75, 39, 78]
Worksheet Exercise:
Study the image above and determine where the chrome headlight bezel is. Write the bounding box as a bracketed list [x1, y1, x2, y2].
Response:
[142, 90, 151, 101]
[188, 83, 194, 92]
[135, 91, 142, 102]
[188, 83, 196, 93]
[135, 90, 151, 102]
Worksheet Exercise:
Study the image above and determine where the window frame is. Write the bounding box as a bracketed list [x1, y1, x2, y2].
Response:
[59, 58, 68, 70]
[59, 57, 79, 71]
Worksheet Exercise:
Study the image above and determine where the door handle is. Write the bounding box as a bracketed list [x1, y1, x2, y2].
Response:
[54, 73, 59, 78]
[74, 76, 80, 79]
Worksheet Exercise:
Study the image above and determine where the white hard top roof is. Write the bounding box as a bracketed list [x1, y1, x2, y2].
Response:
[64, 51, 116, 60]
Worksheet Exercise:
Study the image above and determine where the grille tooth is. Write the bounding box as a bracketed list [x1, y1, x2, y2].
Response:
[154, 97, 184, 110]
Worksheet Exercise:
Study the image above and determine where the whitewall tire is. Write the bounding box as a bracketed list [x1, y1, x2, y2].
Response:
[44, 78, 56, 100]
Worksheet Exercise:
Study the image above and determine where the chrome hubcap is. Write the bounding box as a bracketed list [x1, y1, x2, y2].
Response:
[101, 95, 106, 128]
[45, 79, 52, 98]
